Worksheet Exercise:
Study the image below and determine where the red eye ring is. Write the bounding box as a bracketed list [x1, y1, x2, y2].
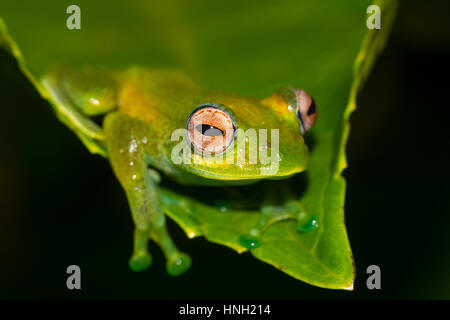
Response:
[186, 105, 236, 154]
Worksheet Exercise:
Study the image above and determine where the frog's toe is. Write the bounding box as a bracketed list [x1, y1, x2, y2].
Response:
[297, 215, 319, 233]
[166, 253, 191, 276]
[129, 253, 153, 272]
[238, 234, 261, 250]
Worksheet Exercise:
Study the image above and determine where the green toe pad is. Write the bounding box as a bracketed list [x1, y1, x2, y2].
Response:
[167, 253, 192, 276]
[129, 253, 152, 272]
[297, 215, 318, 233]
[238, 234, 261, 249]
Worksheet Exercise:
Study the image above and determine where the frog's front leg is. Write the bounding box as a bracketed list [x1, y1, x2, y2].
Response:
[104, 112, 191, 276]
[41, 77, 107, 157]
[238, 200, 318, 249]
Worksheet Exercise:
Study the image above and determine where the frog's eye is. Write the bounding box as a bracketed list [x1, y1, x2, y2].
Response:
[186, 105, 236, 154]
[295, 89, 318, 134]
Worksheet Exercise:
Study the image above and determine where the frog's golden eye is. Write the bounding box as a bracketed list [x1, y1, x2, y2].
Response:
[295, 89, 318, 134]
[186, 105, 236, 154]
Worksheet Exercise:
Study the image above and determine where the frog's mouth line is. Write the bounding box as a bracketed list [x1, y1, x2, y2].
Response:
[184, 165, 304, 182]
[190, 169, 303, 181]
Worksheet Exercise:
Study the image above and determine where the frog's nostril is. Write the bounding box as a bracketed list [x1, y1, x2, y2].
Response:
[295, 88, 318, 133]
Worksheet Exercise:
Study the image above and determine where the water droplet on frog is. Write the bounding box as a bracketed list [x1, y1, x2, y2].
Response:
[238, 235, 261, 249]
[132, 174, 137, 180]
[129, 161, 134, 166]
[142, 137, 148, 144]
[298, 215, 318, 233]
[129, 139, 138, 154]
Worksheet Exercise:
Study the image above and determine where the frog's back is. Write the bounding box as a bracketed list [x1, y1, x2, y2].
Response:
[116, 67, 200, 130]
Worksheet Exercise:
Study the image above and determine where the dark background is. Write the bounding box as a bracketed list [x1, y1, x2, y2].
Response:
[0, 1, 449, 299]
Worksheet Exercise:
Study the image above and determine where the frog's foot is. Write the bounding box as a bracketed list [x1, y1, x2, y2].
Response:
[128, 224, 192, 276]
[238, 201, 318, 250]
[129, 228, 153, 272]
[166, 252, 192, 277]
[149, 226, 192, 277]
[129, 254, 152, 272]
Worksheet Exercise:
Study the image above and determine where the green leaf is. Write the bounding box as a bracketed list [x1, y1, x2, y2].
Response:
[0, 0, 397, 289]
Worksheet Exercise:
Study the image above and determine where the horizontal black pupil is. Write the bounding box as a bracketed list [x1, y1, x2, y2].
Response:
[307, 100, 317, 115]
[196, 124, 224, 137]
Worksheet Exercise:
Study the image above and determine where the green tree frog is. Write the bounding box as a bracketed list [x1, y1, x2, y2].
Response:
[41, 66, 318, 276]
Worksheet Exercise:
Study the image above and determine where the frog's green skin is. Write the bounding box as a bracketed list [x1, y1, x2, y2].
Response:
[41, 66, 314, 276]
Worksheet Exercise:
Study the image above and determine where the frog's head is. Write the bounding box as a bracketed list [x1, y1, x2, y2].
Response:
[171, 86, 317, 181]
